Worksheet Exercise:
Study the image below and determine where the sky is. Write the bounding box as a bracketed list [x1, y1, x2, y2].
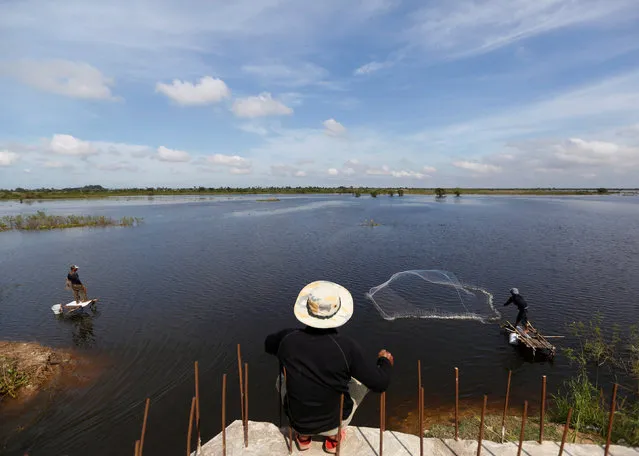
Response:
[1, 0, 639, 189]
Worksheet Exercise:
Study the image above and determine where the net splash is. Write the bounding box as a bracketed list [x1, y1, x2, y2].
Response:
[367, 270, 501, 323]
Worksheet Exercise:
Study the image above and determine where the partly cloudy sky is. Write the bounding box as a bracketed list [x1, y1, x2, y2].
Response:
[1, 0, 639, 188]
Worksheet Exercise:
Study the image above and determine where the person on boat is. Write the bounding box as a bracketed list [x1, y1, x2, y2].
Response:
[66, 265, 88, 304]
[265, 280, 393, 454]
[504, 288, 529, 329]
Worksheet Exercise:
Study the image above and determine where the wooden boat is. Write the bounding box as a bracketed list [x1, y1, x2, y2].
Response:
[501, 320, 557, 359]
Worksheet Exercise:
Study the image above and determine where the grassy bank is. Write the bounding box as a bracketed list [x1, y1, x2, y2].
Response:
[1, 185, 635, 201]
[0, 211, 142, 231]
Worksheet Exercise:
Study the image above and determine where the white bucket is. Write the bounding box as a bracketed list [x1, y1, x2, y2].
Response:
[509, 332, 519, 345]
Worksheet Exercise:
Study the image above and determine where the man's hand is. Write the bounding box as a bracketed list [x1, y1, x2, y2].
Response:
[378, 349, 394, 366]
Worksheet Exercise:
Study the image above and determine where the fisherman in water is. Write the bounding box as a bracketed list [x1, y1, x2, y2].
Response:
[504, 288, 529, 329]
[66, 265, 88, 304]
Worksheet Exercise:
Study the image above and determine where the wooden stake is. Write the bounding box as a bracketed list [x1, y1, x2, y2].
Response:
[539, 375, 547, 444]
[244, 362, 249, 447]
[336, 393, 344, 456]
[558, 407, 573, 456]
[501, 370, 512, 443]
[604, 383, 618, 456]
[237, 344, 245, 425]
[139, 398, 150, 456]
[187, 397, 196, 456]
[379, 392, 385, 456]
[134, 440, 140, 456]
[454, 367, 459, 441]
[222, 374, 227, 456]
[420, 387, 424, 456]
[477, 395, 487, 456]
[194, 361, 201, 453]
[517, 401, 528, 456]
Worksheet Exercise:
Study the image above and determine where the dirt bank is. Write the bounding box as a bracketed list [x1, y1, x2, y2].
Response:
[0, 341, 75, 402]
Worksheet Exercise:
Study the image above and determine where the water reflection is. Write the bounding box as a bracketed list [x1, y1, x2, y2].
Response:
[56, 307, 98, 347]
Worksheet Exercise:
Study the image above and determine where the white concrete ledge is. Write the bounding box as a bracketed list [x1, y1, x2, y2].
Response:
[195, 420, 639, 456]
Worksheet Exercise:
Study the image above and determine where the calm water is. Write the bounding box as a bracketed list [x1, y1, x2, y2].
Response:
[1, 194, 638, 455]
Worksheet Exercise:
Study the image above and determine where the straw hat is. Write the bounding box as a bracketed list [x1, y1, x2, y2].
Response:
[293, 281, 354, 329]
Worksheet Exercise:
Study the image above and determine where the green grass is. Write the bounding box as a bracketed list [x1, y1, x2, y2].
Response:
[1, 185, 633, 201]
[0, 211, 143, 232]
[0, 356, 30, 399]
[256, 198, 280, 202]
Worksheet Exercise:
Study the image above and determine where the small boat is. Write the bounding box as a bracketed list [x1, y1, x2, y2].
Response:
[52, 298, 99, 316]
[502, 320, 556, 359]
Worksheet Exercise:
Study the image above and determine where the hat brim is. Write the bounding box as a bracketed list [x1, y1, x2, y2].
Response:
[294, 281, 353, 329]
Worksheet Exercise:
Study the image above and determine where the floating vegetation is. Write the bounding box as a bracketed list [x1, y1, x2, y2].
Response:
[256, 198, 281, 202]
[361, 218, 381, 227]
[0, 211, 143, 232]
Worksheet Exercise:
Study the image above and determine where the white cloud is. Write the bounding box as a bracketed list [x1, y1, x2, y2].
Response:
[423, 166, 437, 173]
[96, 162, 138, 172]
[363, 164, 427, 179]
[406, 0, 639, 59]
[157, 146, 191, 162]
[328, 168, 339, 176]
[323, 118, 347, 136]
[155, 76, 230, 106]
[49, 134, 97, 156]
[23, 168, 31, 173]
[294, 170, 307, 177]
[231, 93, 293, 118]
[230, 167, 252, 175]
[452, 161, 502, 173]
[0, 151, 19, 166]
[0, 59, 116, 100]
[390, 170, 425, 179]
[238, 124, 269, 136]
[207, 154, 251, 168]
[241, 62, 330, 87]
[44, 161, 66, 168]
[354, 60, 393, 75]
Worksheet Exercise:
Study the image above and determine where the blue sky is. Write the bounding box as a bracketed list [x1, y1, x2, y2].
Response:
[1, 0, 639, 188]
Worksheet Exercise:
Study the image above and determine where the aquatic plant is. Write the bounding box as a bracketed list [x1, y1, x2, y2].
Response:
[398, 189, 404, 197]
[361, 219, 381, 227]
[435, 188, 447, 198]
[0, 211, 143, 232]
[256, 198, 280, 202]
[0, 356, 29, 399]
[370, 190, 378, 198]
[454, 188, 462, 197]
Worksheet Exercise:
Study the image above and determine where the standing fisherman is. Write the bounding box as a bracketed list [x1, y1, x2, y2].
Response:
[66, 265, 88, 304]
[504, 288, 529, 328]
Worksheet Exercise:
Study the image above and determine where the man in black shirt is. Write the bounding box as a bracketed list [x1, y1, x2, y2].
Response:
[265, 280, 393, 453]
[504, 288, 529, 328]
[66, 265, 87, 304]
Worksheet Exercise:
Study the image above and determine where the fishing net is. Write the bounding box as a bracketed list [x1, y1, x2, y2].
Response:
[367, 270, 500, 322]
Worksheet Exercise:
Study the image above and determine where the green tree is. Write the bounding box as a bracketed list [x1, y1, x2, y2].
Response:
[596, 188, 608, 194]
[435, 188, 446, 198]
[398, 189, 404, 197]
[370, 190, 378, 198]
[354, 191, 361, 198]
[454, 188, 461, 197]
[388, 190, 394, 197]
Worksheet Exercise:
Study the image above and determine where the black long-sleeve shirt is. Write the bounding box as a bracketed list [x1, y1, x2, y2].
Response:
[504, 294, 528, 311]
[265, 327, 392, 434]
[67, 272, 82, 285]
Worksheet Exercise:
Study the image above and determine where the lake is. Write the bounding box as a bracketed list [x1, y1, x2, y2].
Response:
[1, 194, 638, 455]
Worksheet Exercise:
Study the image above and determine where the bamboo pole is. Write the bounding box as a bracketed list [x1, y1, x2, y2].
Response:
[379, 392, 385, 456]
[244, 362, 249, 447]
[139, 398, 150, 456]
[517, 401, 528, 456]
[420, 387, 424, 456]
[134, 440, 140, 456]
[187, 397, 196, 456]
[194, 361, 201, 453]
[501, 370, 512, 443]
[336, 394, 344, 456]
[222, 374, 227, 456]
[604, 384, 618, 456]
[418, 360, 423, 456]
[539, 375, 547, 444]
[558, 407, 573, 456]
[237, 344, 245, 426]
[454, 367, 459, 441]
[477, 395, 487, 456]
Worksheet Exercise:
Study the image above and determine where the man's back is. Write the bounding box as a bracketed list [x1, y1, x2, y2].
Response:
[265, 327, 391, 435]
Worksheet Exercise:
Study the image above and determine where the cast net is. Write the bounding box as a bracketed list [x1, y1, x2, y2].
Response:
[367, 270, 500, 323]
